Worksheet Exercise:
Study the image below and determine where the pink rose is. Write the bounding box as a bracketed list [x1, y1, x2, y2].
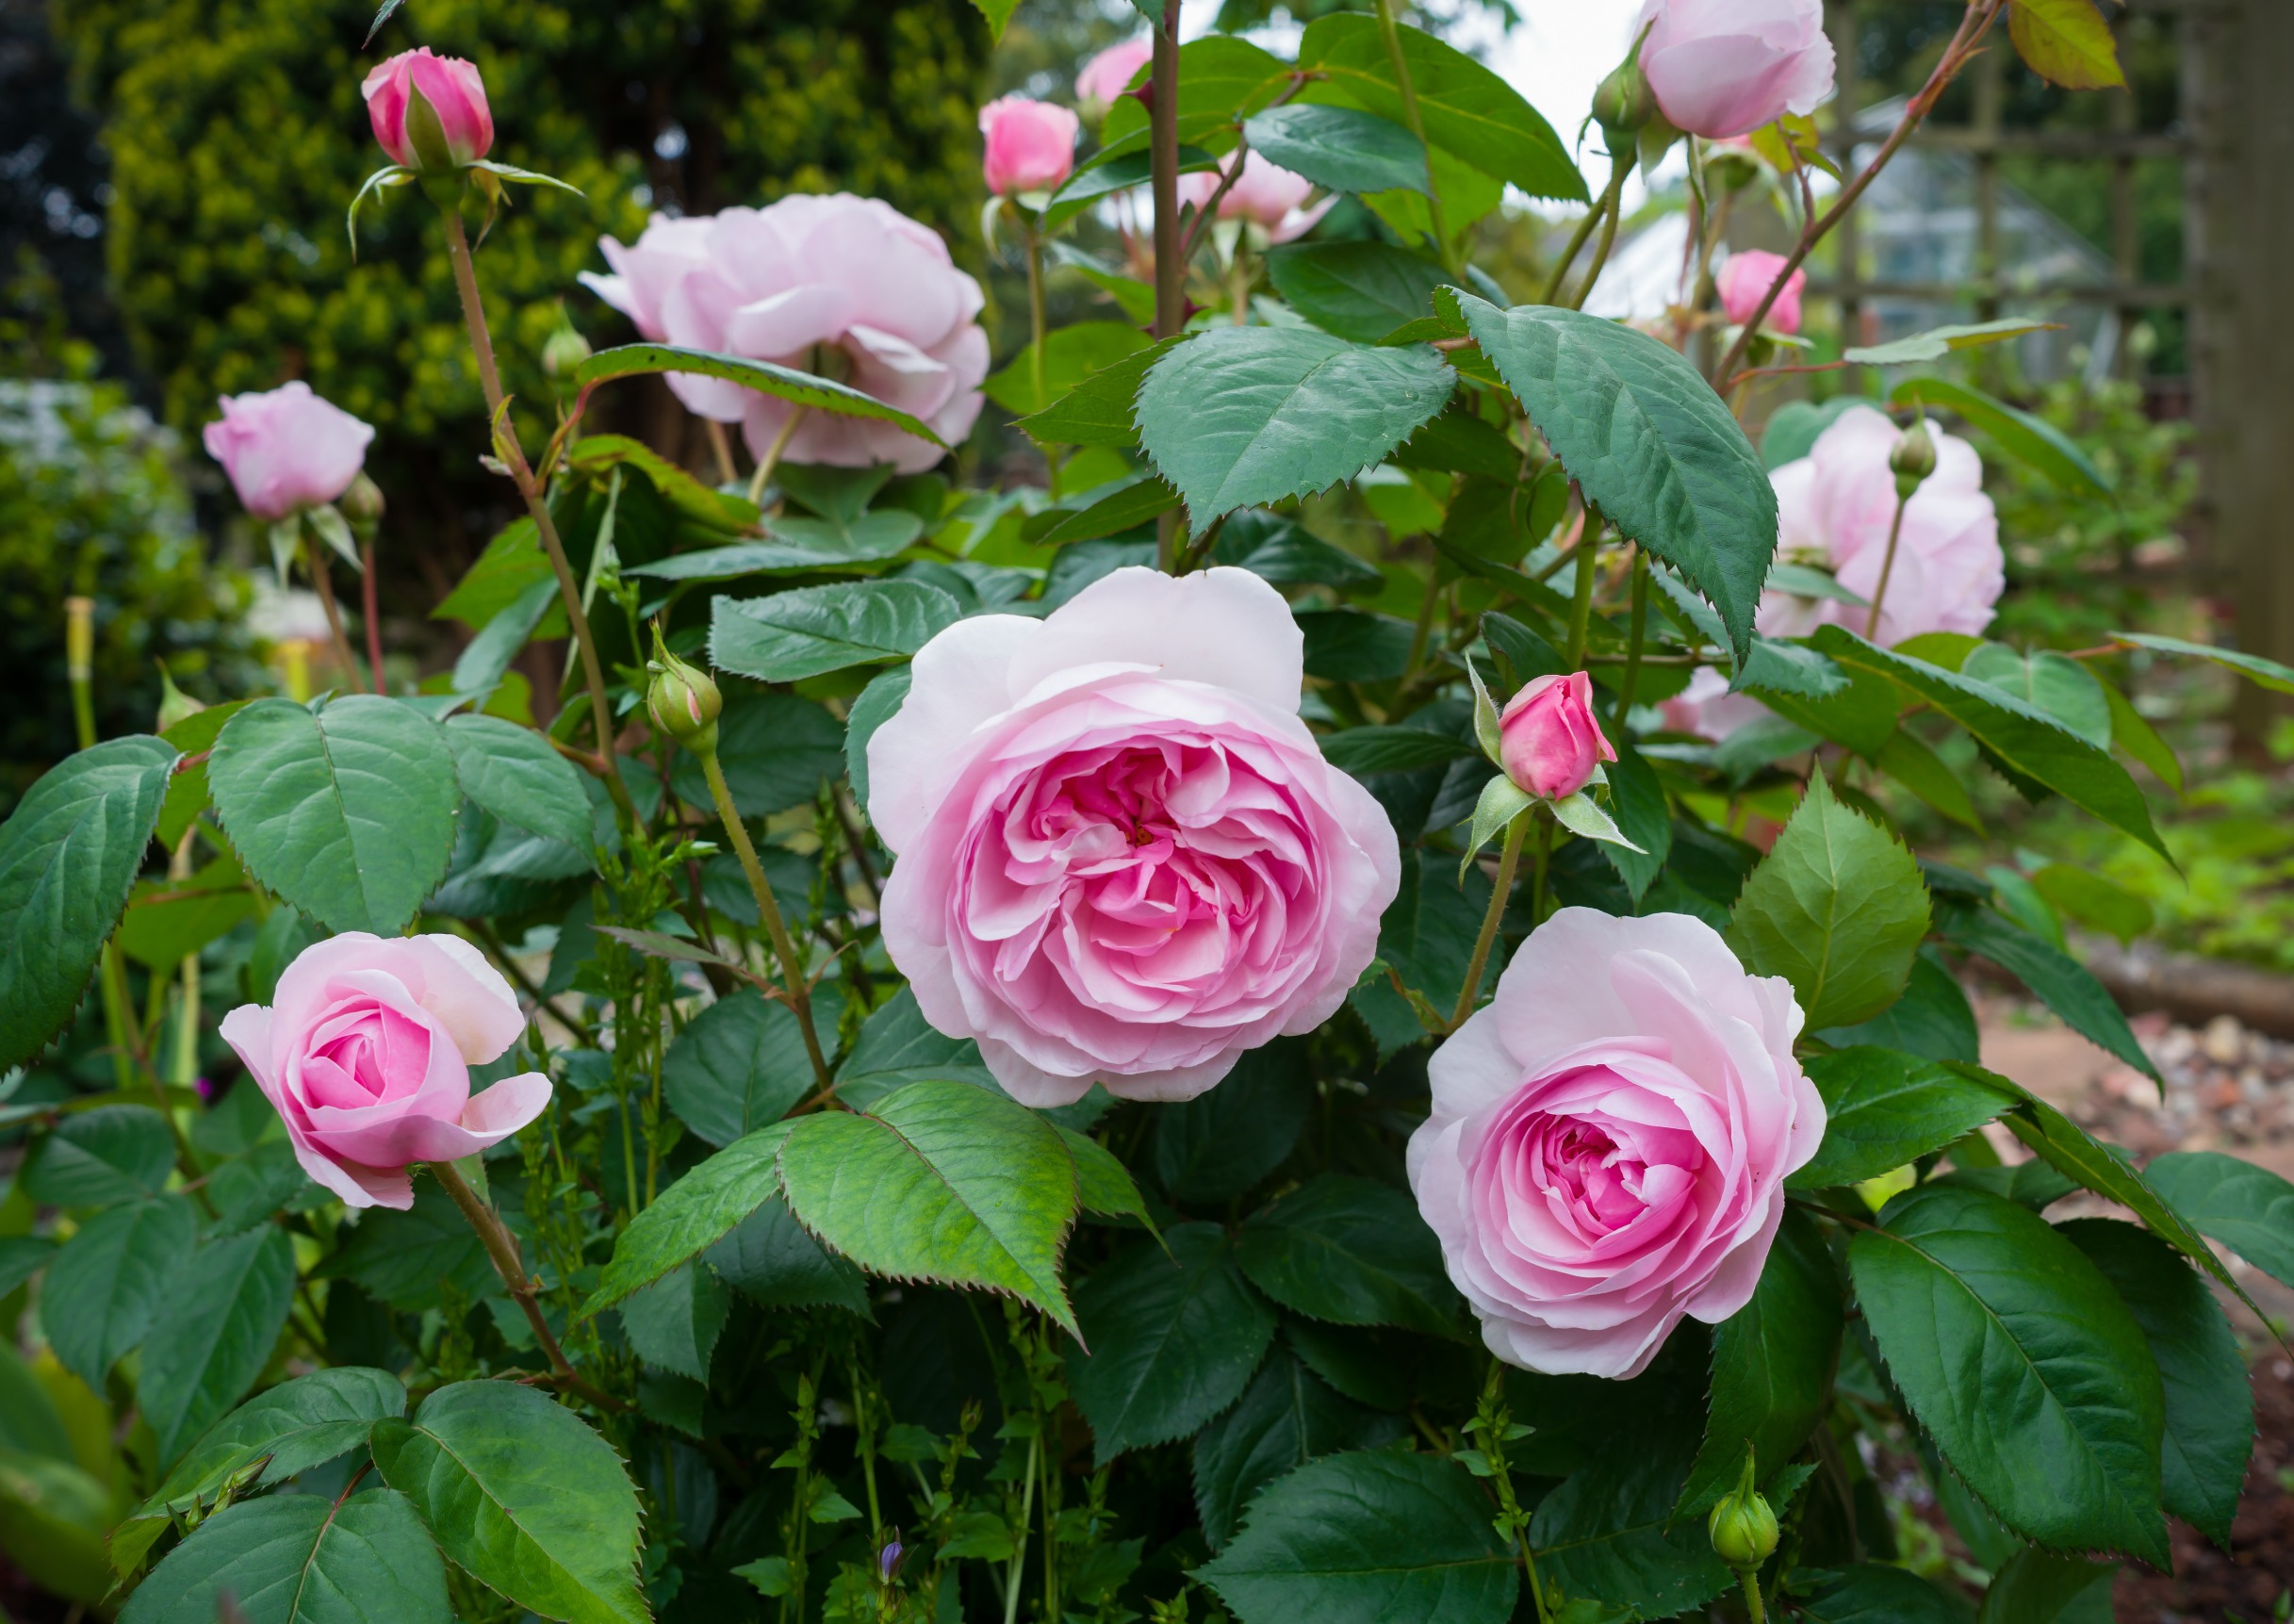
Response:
[361, 47, 493, 172]
[582, 195, 988, 474]
[1075, 39, 1154, 116]
[1499, 672, 1617, 800]
[202, 382, 376, 524]
[1178, 151, 1333, 244]
[980, 95, 1080, 196]
[220, 933, 552, 1210]
[1634, 0, 1835, 139]
[1717, 249, 1805, 335]
[1410, 909, 1823, 1377]
[1761, 404, 2003, 648]
[1659, 667, 1772, 742]
[868, 567, 1401, 1107]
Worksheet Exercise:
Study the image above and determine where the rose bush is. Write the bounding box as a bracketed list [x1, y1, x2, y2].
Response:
[5, 7, 2286, 1624]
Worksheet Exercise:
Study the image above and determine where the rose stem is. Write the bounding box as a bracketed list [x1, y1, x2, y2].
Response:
[433, 1157, 623, 1411]
[434, 198, 637, 829]
[1450, 809, 1531, 1031]
[1863, 488, 1912, 641]
[1373, 0, 1453, 271]
[1564, 507, 1602, 669]
[1614, 549, 1649, 730]
[746, 404, 807, 507]
[1565, 152, 1634, 313]
[696, 741, 834, 1093]
[1150, 0, 1183, 572]
[302, 540, 369, 695]
[359, 538, 388, 696]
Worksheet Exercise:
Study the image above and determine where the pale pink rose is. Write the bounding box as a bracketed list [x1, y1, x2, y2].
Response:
[582, 195, 988, 473]
[1499, 672, 1617, 800]
[361, 47, 493, 171]
[203, 383, 376, 524]
[1410, 909, 1822, 1378]
[1634, 0, 1835, 139]
[1075, 39, 1154, 115]
[219, 933, 552, 1211]
[1659, 667, 1772, 742]
[1178, 151, 1334, 244]
[1760, 405, 2003, 648]
[1717, 249, 1805, 335]
[868, 567, 1401, 1107]
[980, 95, 1080, 197]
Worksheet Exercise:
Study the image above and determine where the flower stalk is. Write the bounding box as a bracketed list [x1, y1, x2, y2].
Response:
[433, 1157, 620, 1411]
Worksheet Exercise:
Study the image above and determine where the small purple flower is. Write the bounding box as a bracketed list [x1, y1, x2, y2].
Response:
[195, 1075, 216, 1102]
[878, 1538, 904, 1582]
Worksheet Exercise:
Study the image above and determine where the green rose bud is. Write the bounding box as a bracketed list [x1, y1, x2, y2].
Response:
[339, 472, 386, 535]
[646, 630, 722, 754]
[542, 316, 593, 380]
[1890, 418, 1938, 500]
[1707, 1452, 1779, 1572]
[156, 666, 206, 733]
[1591, 58, 1656, 137]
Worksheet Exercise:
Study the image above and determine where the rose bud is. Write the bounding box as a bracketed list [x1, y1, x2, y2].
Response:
[1634, 0, 1836, 140]
[219, 933, 552, 1210]
[978, 95, 1081, 198]
[362, 47, 495, 172]
[1709, 1454, 1781, 1570]
[646, 631, 723, 753]
[202, 382, 375, 524]
[1716, 249, 1806, 336]
[1498, 671, 1618, 801]
[1890, 418, 1938, 496]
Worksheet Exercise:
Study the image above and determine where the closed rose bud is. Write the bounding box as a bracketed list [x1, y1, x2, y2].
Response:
[362, 47, 494, 172]
[339, 471, 386, 533]
[1634, 0, 1835, 140]
[1591, 58, 1656, 135]
[1890, 418, 1938, 496]
[1716, 250, 1806, 336]
[978, 95, 1080, 197]
[646, 632, 722, 752]
[1498, 671, 1617, 801]
[1708, 1456, 1779, 1570]
[541, 319, 593, 379]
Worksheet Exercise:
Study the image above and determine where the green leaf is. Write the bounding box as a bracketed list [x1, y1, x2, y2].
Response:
[1296, 606, 1417, 682]
[1530, 1419, 1730, 1620]
[39, 1193, 198, 1390]
[1961, 644, 2111, 750]
[1243, 104, 1427, 196]
[1030, 476, 1180, 548]
[115, 856, 258, 972]
[1297, 13, 1584, 202]
[1935, 903, 2157, 1080]
[709, 581, 960, 683]
[0, 1236, 52, 1300]
[371, 1381, 646, 1624]
[25, 1105, 176, 1206]
[139, 1225, 299, 1468]
[1549, 789, 1644, 853]
[1192, 1353, 1398, 1549]
[576, 344, 942, 444]
[586, 1124, 794, 1314]
[0, 734, 177, 1071]
[965, 0, 1018, 39]
[1350, 848, 1489, 1050]
[1459, 776, 1532, 883]
[616, 1261, 730, 1383]
[1794, 1565, 1973, 1624]
[1101, 34, 1292, 151]
[1061, 1128, 1154, 1226]
[1199, 1450, 1517, 1624]
[778, 1079, 1081, 1332]
[1792, 1048, 2013, 1190]
[119, 1367, 408, 1574]
[1319, 727, 1482, 777]
[1019, 336, 1187, 449]
[1875, 730, 1985, 832]
[209, 697, 460, 935]
[118, 1487, 450, 1624]
[444, 714, 592, 849]
[2059, 1219, 2251, 1549]
[2007, 0, 2126, 89]
[1849, 1183, 2168, 1563]
[1151, 1039, 1315, 1204]
[1598, 744, 1672, 902]
[2110, 630, 2294, 699]
[1068, 1225, 1276, 1463]
[1266, 241, 1451, 344]
[1811, 627, 2168, 861]
[1727, 774, 1930, 1030]
[1677, 1209, 1843, 1517]
[1235, 1175, 1460, 1337]
[1761, 398, 1867, 470]
[451, 576, 558, 697]
[663, 988, 823, 1148]
[832, 986, 996, 1110]
[1041, 144, 1220, 232]
[1454, 296, 1776, 665]
[1137, 328, 1455, 527]
[1891, 376, 2111, 500]
[1975, 1547, 2119, 1624]
[1218, 511, 1385, 594]
[329, 1182, 499, 1313]
[669, 692, 844, 820]
[2098, 675, 2182, 792]
[844, 665, 911, 812]
[706, 1196, 871, 1317]
[631, 514, 925, 582]
[565, 434, 760, 532]
[1843, 317, 2062, 367]
[2142, 1150, 2294, 1291]
[984, 321, 1151, 417]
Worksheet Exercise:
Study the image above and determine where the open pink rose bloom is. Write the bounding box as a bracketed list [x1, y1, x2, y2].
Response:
[220, 933, 552, 1210]
[867, 567, 1401, 1107]
[1634, 0, 1835, 139]
[1409, 909, 1824, 1377]
[202, 382, 374, 524]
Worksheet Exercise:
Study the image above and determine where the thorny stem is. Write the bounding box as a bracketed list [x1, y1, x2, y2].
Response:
[303, 544, 369, 696]
[1451, 811, 1530, 1031]
[697, 746, 834, 1093]
[1150, 0, 1184, 571]
[746, 405, 808, 506]
[433, 1158, 623, 1411]
[1864, 489, 1912, 641]
[1740, 1567, 1767, 1624]
[436, 198, 637, 829]
[1374, 0, 1452, 270]
[1713, 0, 2011, 387]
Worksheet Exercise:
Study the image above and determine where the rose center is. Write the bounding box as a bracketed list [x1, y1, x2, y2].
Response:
[302, 1000, 431, 1111]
